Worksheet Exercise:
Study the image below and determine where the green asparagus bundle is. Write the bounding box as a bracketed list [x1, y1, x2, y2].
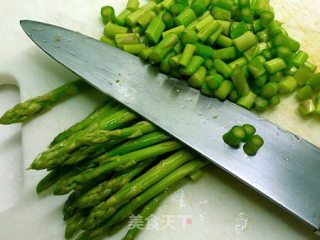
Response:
[0, 76, 208, 239]
[100, 0, 320, 118]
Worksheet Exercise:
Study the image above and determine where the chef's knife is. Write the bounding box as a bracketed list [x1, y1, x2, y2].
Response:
[20, 20, 320, 232]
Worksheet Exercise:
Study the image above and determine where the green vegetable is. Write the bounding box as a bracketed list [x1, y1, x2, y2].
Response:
[145, 12, 165, 44]
[233, 31, 258, 52]
[179, 43, 196, 67]
[126, 0, 139, 11]
[188, 66, 207, 89]
[293, 50, 308, 68]
[162, 0, 175, 10]
[296, 85, 314, 101]
[30, 108, 139, 170]
[293, 66, 313, 86]
[264, 58, 286, 74]
[79, 159, 208, 239]
[304, 61, 317, 73]
[240, 7, 254, 23]
[0, 80, 89, 125]
[93, 131, 170, 165]
[104, 23, 129, 38]
[260, 11, 274, 28]
[228, 89, 240, 102]
[123, 43, 146, 54]
[115, 33, 140, 47]
[243, 135, 264, 156]
[315, 94, 320, 116]
[197, 19, 220, 42]
[101, 6, 116, 24]
[213, 59, 232, 78]
[207, 25, 223, 45]
[260, 82, 278, 99]
[206, 73, 224, 90]
[101, 35, 116, 46]
[212, 6, 231, 21]
[230, 22, 248, 39]
[126, 9, 145, 27]
[84, 150, 195, 229]
[243, 124, 256, 141]
[231, 65, 250, 97]
[254, 96, 269, 112]
[278, 76, 297, 94]
[137, 11, 156, 28]
[181, 55, 204, 76]
[170, 3, 186, 16]
[213, 80, 234, 100]
[160, 51, 175, 73]
[269, 95, 280, 106]
[200, 82, 214, 97]
[53, 141, 183, 195]
[116, 9, 132, 26]
[223, 125, 246, 148]
[36, 166, 72, 193]
[162, 11, 174, 29]
[309, 73, 320, 92]
[191, 0, 210, 16]
[248, 56, 266, 78]
[65, 211, 87, 239]
[193, 42, 215, 58]
[217, 20, 231, 35]
[180, 30, 198, 44]
[140, 47, 154, 60]
[175, 8, 197, 26]
[149, 33, 179, 63]
[122, 191, 169, 240]
[237, 91, 257, 109]
[298, 99, 316, 116]
[76, 159, 155, 209]
[229, 57, 248, 69]
[216, 35, 234, 47]
[162, 25, 185, 38]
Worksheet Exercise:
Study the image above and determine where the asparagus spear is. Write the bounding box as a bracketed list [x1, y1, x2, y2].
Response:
[47, 132, 150, 185]
[63, 139, 124, 166]
[31, 104, 124, 169]
[0, 80, 89, 125]
[92, 131, 170, 165]
[53, 141, 183, 195]
[76, 158, 156, 209]
[65, 160, 156, 238]
[63, 191, 84, 221]
[62, 121, 156, 166]
[64, 131, 170, 174]
[36, 166, 72, 193]
[84, 150, 195, 229]
[122, 191, 169, 240]
[50, 100, 116, 146]
[30, 107, 138, 170]
[65, 210, 88, 239]
[77, 121, 157, 145]
[38, 139, 126, 193]
[63, 180, 101, 220]
[79, 159, 208, 239]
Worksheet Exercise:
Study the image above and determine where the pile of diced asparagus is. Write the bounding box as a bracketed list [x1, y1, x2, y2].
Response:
[100, 0, 320, 117]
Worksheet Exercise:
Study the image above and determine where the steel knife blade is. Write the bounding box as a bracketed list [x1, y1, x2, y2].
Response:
[20, 20, 320, 231]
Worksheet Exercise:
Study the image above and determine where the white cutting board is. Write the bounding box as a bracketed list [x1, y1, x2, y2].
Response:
[0, 0, 319, 239]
